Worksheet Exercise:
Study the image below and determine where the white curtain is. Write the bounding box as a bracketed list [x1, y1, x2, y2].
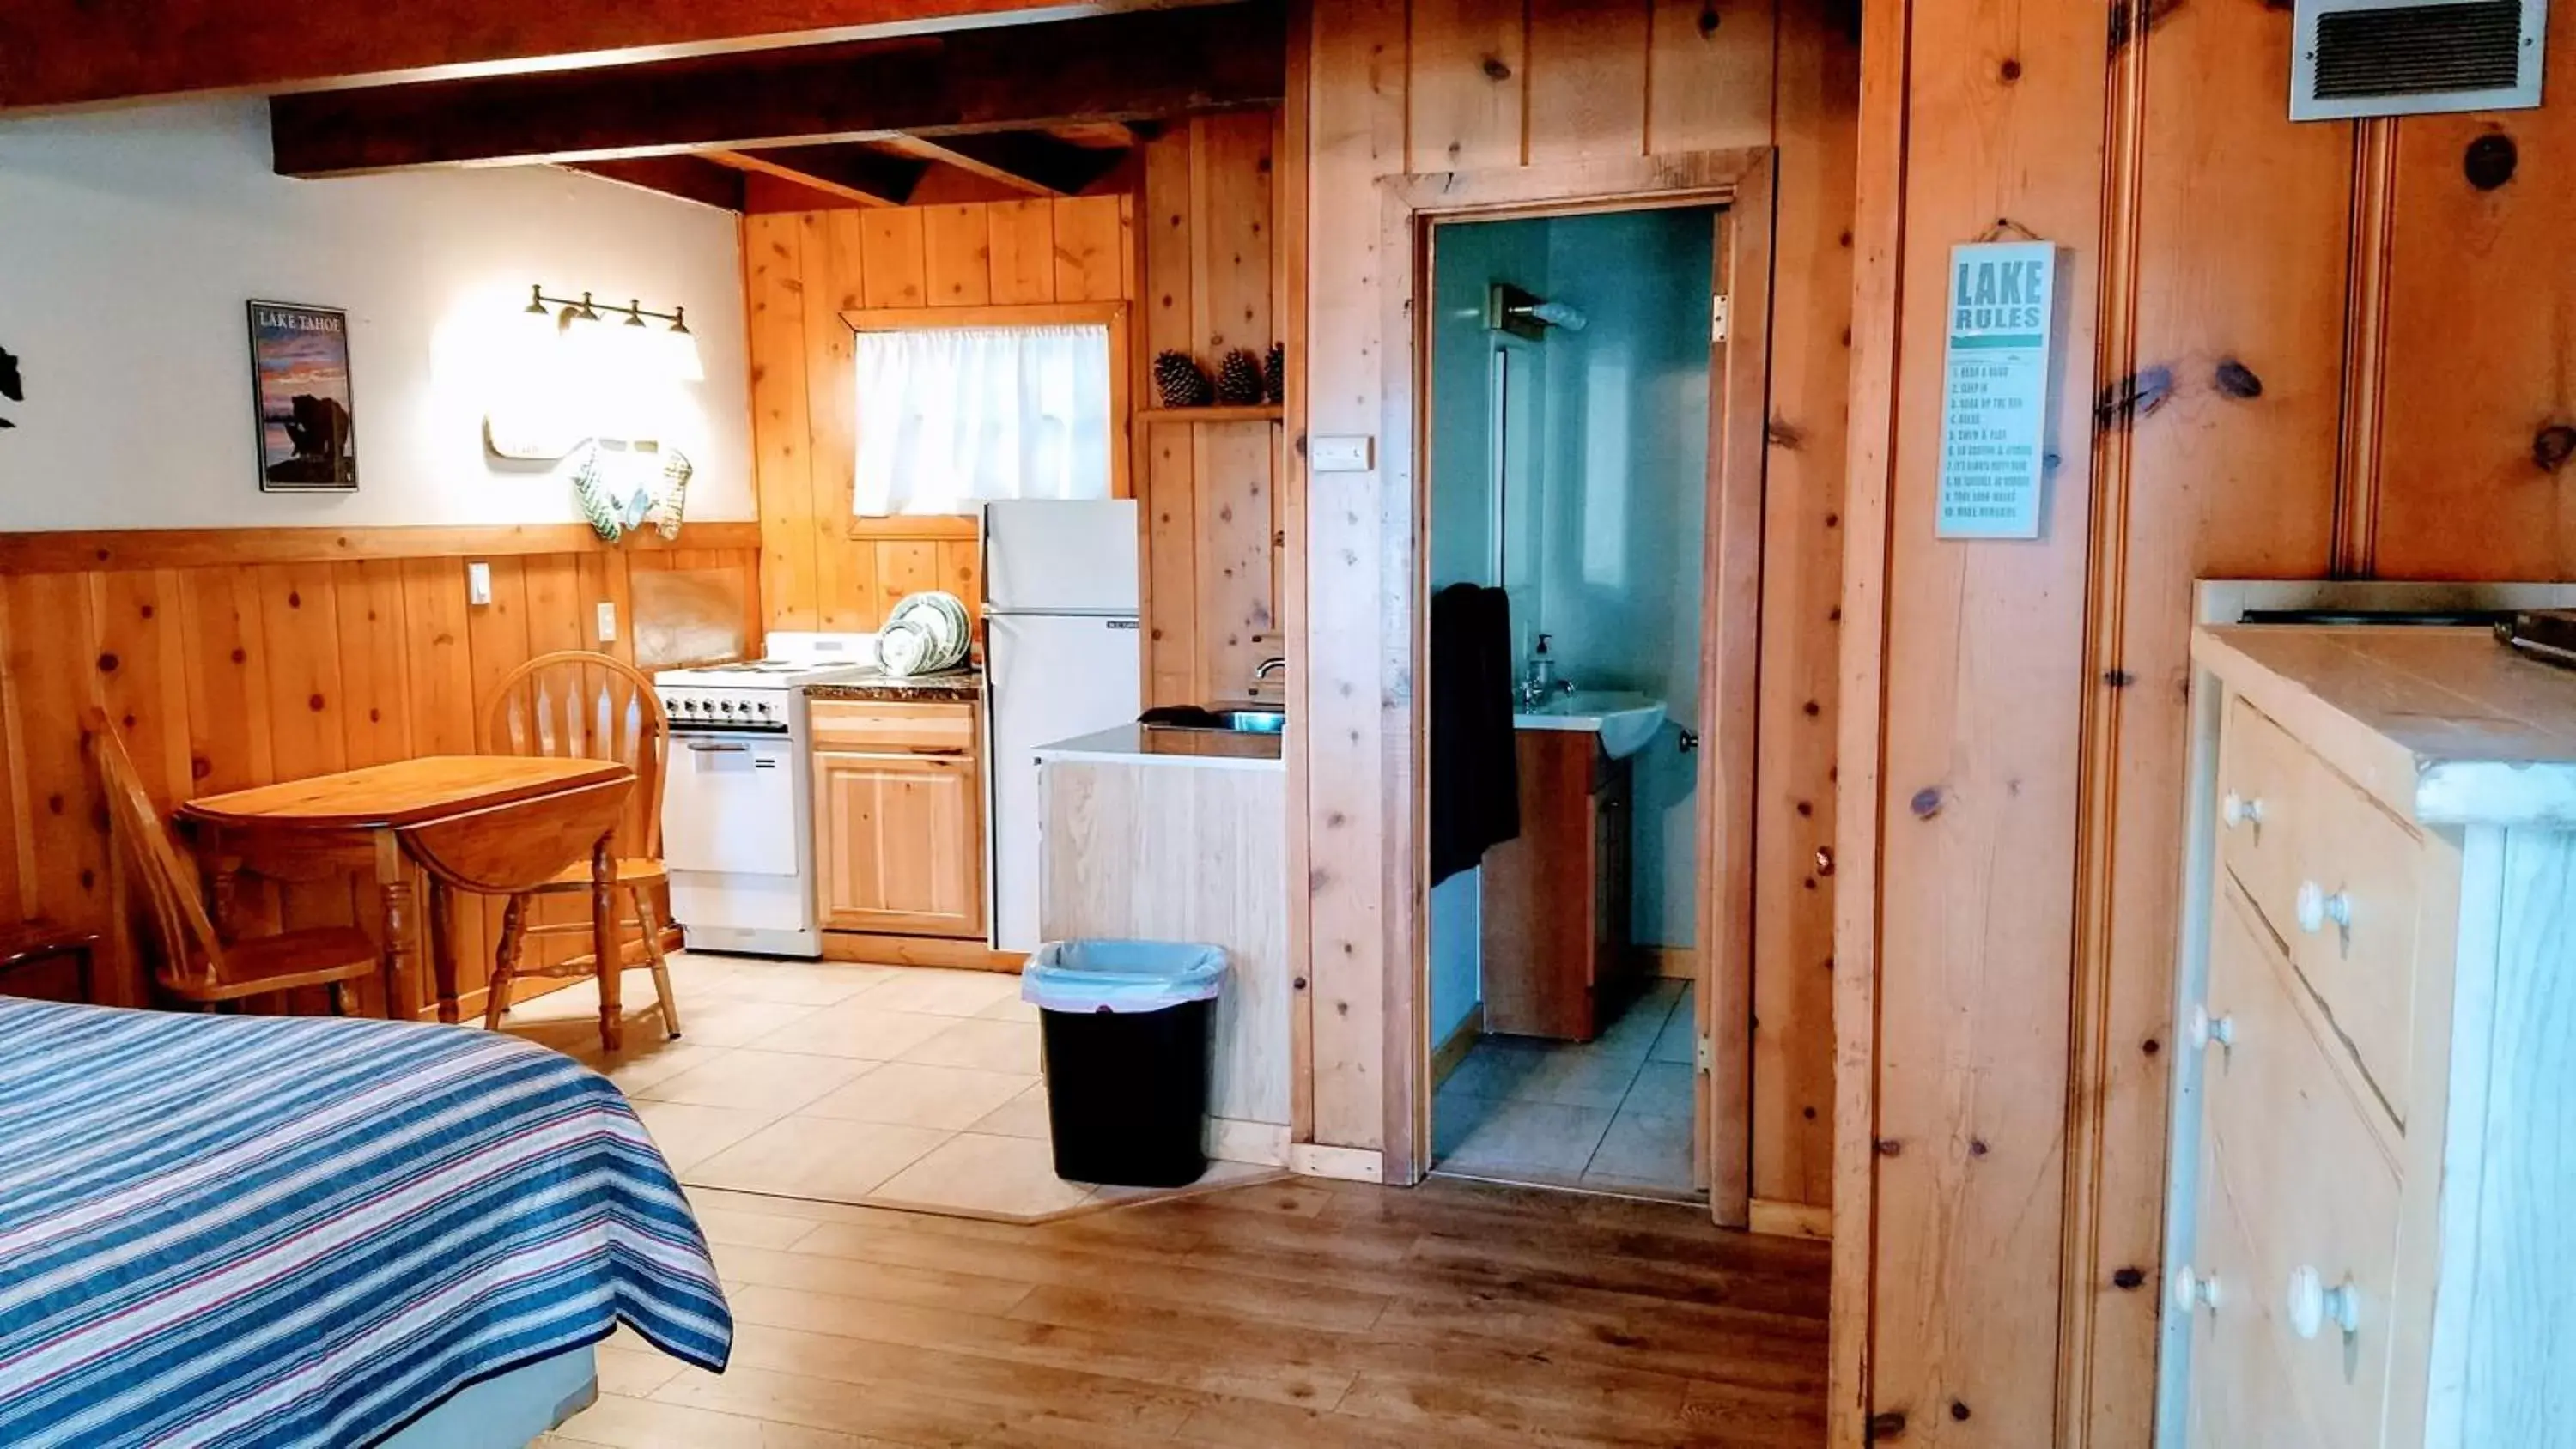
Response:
[853, 324, 1112, 516]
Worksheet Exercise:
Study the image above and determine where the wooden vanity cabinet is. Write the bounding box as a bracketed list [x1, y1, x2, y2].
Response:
[810, 700, 987, 939]
[1480, 728, 1632, 1040]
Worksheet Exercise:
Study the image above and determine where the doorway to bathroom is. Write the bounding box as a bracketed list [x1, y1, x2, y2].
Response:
[1424, 204, 1718, 1203]
[1387, 152, 1773, 1228]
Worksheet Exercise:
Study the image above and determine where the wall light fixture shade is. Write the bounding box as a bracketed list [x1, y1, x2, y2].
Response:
[659, 326, 707, 383]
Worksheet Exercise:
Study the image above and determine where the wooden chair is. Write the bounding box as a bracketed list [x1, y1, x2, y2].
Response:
[84, 711, 381, 1013]
[479, 651, 680, 1046]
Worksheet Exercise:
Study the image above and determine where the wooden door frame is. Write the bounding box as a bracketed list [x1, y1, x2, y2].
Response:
[1375, 149, 1778, 1227]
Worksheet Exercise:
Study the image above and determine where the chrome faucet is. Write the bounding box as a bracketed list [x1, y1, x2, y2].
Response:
[1253, 656, 1287, 682]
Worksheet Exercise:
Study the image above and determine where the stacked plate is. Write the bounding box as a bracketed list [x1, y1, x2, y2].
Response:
[878, 591, 974, 676]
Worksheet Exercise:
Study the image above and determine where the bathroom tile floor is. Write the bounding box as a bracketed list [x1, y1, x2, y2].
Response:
[500, 951, 1277, 1224]
[1431, 977, 1701, 1199]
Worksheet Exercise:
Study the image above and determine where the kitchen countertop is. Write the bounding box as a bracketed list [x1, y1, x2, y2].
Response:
[805, 669, 982, 705]
[1032, 723, 1285, 770]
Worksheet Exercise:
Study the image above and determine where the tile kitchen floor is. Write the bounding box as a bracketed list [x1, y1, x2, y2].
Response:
[500, 951, 1276, 1223]
[1431, 977, 1701, 1199]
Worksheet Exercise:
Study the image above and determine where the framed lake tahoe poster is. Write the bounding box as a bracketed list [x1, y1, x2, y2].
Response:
[246, 300, 359, 492]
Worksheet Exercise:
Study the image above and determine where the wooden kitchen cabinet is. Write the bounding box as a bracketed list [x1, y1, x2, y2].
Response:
[811, 700, 987, 939]
[1481, 728, 1633, 1040]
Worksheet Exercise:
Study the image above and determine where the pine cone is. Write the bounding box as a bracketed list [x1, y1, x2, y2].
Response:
[1215, 349, 1265, 406]
[1263, 343, 1285, 405]
[1153, 350, 1212, 408]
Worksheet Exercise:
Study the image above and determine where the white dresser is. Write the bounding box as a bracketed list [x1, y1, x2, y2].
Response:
[2162, 585, 2576, 1449]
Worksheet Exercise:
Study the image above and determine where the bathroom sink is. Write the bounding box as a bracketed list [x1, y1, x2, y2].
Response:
[1516, 691, 1668, 760]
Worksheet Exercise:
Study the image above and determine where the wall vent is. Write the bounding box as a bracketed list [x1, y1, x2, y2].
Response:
[2292, 0, 2546, 119]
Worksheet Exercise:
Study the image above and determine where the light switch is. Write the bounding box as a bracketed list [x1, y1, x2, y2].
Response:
[466, 561, 492, 606]
[1310, 434, 1376, 473]
[596, 601, 618, 643]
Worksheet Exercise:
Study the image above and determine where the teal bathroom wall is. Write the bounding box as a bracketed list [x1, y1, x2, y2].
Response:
[1424, 209, 1713, 1048]
[1530, 209, 1713, 949]
[1425, 216, 1550, 1047]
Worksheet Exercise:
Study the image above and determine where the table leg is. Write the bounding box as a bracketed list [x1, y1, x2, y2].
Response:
[374, 833, 419, 1022]
[592, 834, 623, 1052]
[427, 879, 463, 1024]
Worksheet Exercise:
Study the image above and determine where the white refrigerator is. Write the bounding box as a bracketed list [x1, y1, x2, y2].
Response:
[982, 499, 1144, 953]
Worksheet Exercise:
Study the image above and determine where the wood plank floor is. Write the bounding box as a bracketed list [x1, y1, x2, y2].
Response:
[549, 1175, 1829, 1448]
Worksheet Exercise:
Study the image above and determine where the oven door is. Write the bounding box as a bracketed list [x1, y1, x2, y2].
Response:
[662, 730, 800, 876]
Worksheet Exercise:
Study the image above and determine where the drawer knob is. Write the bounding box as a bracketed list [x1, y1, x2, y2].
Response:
[2294, 880, 2353, 935]
[2286, 1265, 2360, 1340]
[2171, 1264, 2224, 1313]
[2186, 1004, 2236, 1051]
[2221, 791, 2265, 830]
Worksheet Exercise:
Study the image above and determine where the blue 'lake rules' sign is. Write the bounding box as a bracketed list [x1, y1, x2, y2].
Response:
[1937, 240, 2056, 539]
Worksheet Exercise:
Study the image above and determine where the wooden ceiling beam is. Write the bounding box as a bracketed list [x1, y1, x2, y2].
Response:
[0, 0, 1156, 113]
[267, 2, 1284, 177]
[563, 155, 748, 211]
[707, 145, 928, 206]
[895, 131, 1127, 197]
[1048, 119, 1156, 148]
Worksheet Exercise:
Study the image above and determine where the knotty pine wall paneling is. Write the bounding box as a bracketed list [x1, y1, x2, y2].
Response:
[1297, 0, 1856, 1216]
[1140, 110, 1286, 706]
[0, 529, 760, 1016]
[1862, 2, 2105, 1443]
[747, 121, 1289, 712]
[1836, 0, 2576, 1442]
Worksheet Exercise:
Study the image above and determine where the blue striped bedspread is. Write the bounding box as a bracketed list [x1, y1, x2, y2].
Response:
[0, 997, 732, 1448]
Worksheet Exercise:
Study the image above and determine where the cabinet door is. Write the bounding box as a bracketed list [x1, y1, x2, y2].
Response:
[812, 749, 987, 938]
[1481, 731, 1601, 1039]
[1589, 756, 1631, 991]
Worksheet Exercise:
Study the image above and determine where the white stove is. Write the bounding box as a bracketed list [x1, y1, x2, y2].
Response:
[655, 633, 878, 958]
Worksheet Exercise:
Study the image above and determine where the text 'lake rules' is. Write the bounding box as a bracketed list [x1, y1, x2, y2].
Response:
[1936, 240, 2057, 540]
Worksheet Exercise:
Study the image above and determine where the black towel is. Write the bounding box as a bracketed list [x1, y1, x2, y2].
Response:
[1430, 583, 1521, 885]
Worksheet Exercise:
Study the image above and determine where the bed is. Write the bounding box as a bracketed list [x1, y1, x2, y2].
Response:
[0, 997, 732, 1448]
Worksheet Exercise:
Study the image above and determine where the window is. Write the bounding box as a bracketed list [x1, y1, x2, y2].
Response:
[852, 324, 1113, 516]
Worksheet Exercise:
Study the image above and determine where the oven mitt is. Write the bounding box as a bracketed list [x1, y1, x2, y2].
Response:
[574, 443, 695, 543]
[648, 448, 692, 540]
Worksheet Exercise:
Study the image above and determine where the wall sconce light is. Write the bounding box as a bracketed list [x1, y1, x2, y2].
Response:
[524, 284, 703, 385]
[489, 283, 703, 460]
[525, 284, 690, 336]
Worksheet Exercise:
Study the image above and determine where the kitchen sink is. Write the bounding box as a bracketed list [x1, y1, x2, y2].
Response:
[1139, 704, 1287, 736]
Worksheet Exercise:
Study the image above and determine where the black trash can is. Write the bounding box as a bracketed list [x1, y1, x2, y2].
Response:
[1023, 939, 1228, 1188]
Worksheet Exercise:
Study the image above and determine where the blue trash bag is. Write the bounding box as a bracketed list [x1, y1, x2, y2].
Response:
[1022, 939, 1228, 1015]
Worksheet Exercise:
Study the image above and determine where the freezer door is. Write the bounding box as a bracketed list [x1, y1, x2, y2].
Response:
[981, 500, 1140, 615]
[985, 611, 1145, 953]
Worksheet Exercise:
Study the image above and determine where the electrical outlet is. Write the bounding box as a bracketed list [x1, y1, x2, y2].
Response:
[596, 601, 617, 643]
[466, 561, 492, 607]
